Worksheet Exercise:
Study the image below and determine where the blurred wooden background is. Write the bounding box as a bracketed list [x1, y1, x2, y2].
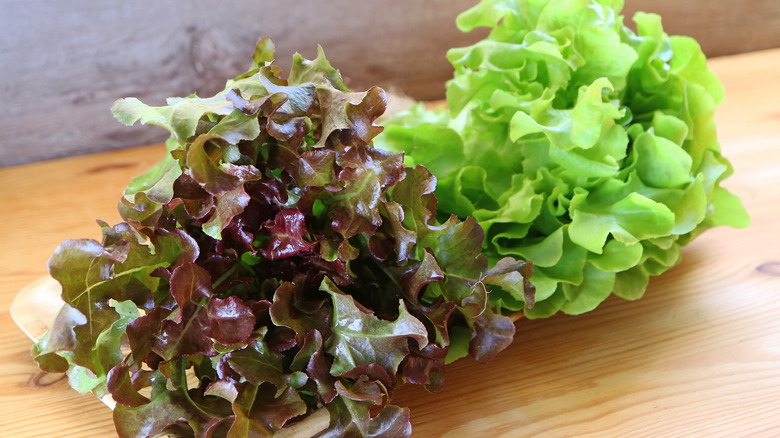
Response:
[2, 0, 779, 166]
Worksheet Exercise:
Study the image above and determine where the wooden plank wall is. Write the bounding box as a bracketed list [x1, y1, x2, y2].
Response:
[2, 0, 779, 166]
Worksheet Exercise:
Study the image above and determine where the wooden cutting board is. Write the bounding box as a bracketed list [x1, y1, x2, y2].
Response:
[1, 48, 779, 437]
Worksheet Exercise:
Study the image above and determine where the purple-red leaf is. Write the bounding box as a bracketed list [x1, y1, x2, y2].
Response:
[402, 343, 447, 391]
[325, 145, 405, 239]
[469, 310, 516, 363]
[260, 209, 313, 259]
[417, 297, 458, 347]
[170, 262, 212, 314]
[207, 296, 256, 346]
[346, 86, 388, 143]
[334, 376, 383, 405]
[31, 304, 87, 373]
[202, 183, 251, 240]
[152, 307, 218, 361]
[394, 249, 446, 301]
[170, 173, 214, 219]
[126, 305, 169, 368]
[269, 282, 331, 346]
[278, 148, 338, 188]
[107, 365, 151, 408]
[381, 201, 417, 262]
[306, 336, 338, 404]
[187, 134, 240, 194]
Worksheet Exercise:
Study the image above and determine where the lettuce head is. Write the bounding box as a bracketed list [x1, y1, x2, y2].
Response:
[376, 0, 749, 317]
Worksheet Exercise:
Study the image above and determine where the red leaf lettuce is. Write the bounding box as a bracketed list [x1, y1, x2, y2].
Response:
[32, 37, 534, 438]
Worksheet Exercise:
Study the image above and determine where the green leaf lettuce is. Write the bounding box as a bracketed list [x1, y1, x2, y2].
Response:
[376, 0, 749, 317]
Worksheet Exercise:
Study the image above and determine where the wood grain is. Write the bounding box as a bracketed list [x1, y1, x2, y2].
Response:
[0, 0, 485, 167]
[1, 48, 779, 437]
[622, 0, 780, 58]
[3, 0, 780, 166]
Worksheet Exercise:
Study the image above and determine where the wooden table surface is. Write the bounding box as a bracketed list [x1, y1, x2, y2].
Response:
[1, 48, 779, 437]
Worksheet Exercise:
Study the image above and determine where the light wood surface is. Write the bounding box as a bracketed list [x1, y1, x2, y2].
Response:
[3, 0, 780, 166]
[1, 48, 779, 437]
